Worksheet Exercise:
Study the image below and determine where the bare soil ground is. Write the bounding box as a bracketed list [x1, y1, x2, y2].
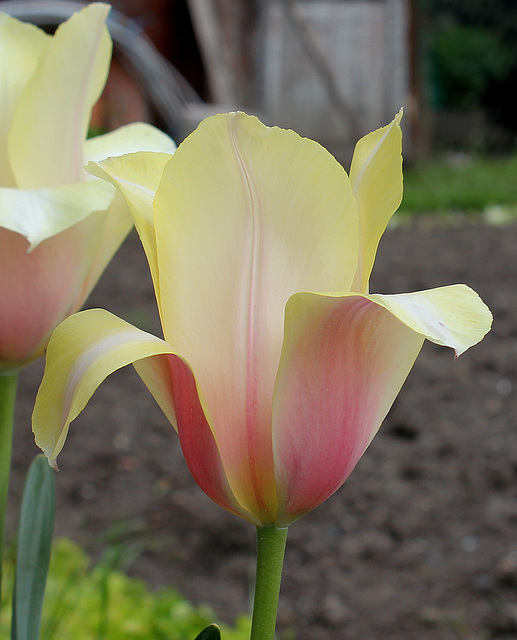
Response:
[8, 219, 517, 640]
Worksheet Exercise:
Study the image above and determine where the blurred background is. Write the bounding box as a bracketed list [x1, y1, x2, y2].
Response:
[87, 0, 517, 160]
[4, 0, 517, 160]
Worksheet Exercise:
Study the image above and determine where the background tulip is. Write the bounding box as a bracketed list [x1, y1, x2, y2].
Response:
[0, 2, 175, 616]
[0, 3, 175, 372]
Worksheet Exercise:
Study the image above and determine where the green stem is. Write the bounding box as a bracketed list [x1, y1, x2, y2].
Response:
[250, 525, 288, 640]
[0, 372, 18, 605]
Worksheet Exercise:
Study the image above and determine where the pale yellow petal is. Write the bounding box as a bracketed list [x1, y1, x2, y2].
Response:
[81, 123, 175, 305]
[32, 309, 175, 467]
[71, 189, 133, 306]
[132, 355, 177, 428]
[84, 122, 176, 164]
[9, 3, 111, 188]
[153, 112, 358, 518]
[87, 151, 174, 305]
[0, 180, 114, 250]
[370, 284, 493, 356]
[0, 14, 49, 186]
[349, 111, 403, 291]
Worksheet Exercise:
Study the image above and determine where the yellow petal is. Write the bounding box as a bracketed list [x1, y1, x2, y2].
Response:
[87, 150, 174, 306]
[0, 180, 114, 250]
[349, 111, 403, 291]
[153, 112, 358, 518]
[32, 309, 175, 467]
[9, 3, 111, 188]
[71, 189, 133, 306]
[83, 123, 175, 305]
[0, 14, 49, 186]
[369, 284, 493, 356]
[84, 122, 176, 164]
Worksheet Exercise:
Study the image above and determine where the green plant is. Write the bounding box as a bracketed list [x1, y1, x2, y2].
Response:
[400, 153, 517, 214]
[430, 25, 513, 109]
[1, 539, 250, 640]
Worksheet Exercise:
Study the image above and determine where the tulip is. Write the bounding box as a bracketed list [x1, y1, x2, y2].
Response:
[33, 111, 491, 525]
[0, 3, 175, 611]
[0, 3, 175, 372]
[32, 111, 491, 639]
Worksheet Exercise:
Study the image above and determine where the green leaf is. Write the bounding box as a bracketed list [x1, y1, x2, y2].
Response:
[194, 623, 221, 640]
[11, 455, 55, 640]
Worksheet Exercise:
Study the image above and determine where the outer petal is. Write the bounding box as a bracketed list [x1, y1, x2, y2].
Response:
[153, 112, 358, 521]
[369, 284, 493, 356]
[32, 309, 176, 467]
[0, 14, 49, 186]
[9, 3, 111, 188]
[273, 284, 492, 525]
[87, 150, 174, 306]
[0, 180, 114, 249]
[349, 111, 403, 292]
[273, 293, 423, 526]
[31, 308, 249, 521]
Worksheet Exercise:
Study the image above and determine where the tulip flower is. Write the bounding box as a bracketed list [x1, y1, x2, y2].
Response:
[33, 111, 491, 523]
[32, 111, 491, 639]
[0, 3, 175, 372]
[0, 3, 175, 612]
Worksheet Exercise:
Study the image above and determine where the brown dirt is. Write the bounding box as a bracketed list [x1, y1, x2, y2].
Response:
[8, 219, 517, 640]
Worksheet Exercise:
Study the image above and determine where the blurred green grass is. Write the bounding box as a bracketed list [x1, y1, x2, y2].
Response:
[400, 152, 517, 215]
[1, 538, 250, 640]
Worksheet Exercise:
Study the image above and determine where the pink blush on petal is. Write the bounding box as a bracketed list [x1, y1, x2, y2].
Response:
[169, 353, 261, 524]
[273, 295, 423, 525]
[0, 227, 91, 367]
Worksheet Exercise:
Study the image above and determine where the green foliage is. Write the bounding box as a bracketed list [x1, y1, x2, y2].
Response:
[12, 455, 55, 640]
[430, 25, 513, 109]
[1, 539, 250, 640]
[400, 153, 517, 214]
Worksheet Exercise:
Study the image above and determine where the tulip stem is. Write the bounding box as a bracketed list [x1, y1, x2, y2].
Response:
[250, 525, 288, 640]
[0, 372, 18, 606]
